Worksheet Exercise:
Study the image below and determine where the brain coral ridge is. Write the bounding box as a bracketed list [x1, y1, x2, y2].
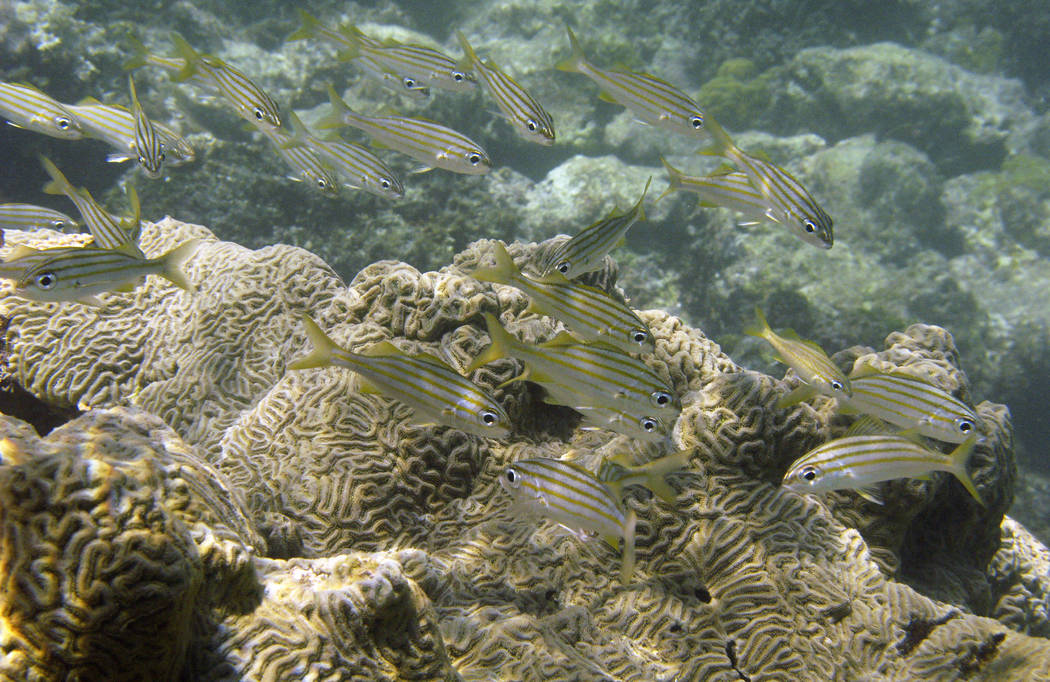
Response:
[0, 218, 1048, 679]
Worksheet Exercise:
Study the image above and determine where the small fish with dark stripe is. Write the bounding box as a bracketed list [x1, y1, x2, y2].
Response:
[290, 315, 510, 438]
[0, 81, 84, 139]
[40, 156, 143, 253]
[127, 75, 165, 178]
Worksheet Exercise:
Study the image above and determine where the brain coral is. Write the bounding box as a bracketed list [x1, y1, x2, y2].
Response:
[1, 218, 1048, 678]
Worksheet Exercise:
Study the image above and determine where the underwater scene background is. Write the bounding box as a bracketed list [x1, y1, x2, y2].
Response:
[1, 0, 1049, 679]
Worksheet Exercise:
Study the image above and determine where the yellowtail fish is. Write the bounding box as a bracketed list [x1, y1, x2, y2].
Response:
[469, 313, 678, 419]
[556, 27, 704, 138]
[576, 405, 670, 443]
[1, 239, 199, 306]
[539, 178, 650, 279]
[319, 86, 490, 174]
[256, 125, 339, 197]
[65, 98, 195, 166]
[782, 433, 982, 505]
[40, 156, 143, 253]
[456, 31, 554, 145]
[500, 456, 637, 583]
[701, 115, 833, 249]
[0, 82, 84, 139]
[745, 307, 850, 406]
[597, 448, 693, 503]
[335, 23, 476, 94]
[839, 363, 981, 444]
[286, 10, 430, 99]
[0, 204, 79, 233]
[283, 111, 403, 200]
[127, 76, 164, 179]
[661, 158, 784, 225]
[471, 241, 653, 354]
[290, 315, 511, 438]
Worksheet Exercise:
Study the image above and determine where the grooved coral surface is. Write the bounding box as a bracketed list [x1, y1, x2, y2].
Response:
[1, 218, 1047, 679]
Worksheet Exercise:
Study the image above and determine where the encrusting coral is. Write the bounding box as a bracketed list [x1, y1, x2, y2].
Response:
[0, 218, 1048, 679]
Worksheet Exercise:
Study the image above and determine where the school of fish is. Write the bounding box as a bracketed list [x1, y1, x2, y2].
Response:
[0, 12, 987, 582]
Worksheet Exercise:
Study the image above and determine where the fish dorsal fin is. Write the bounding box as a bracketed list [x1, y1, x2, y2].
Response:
[540, 331, 581, 348]
[76, 95, 104, 106]
[776, 383, 817, 408]
[845, 415, 891, 437]
[5, 245, 42, 260]
[361, 340, 403, 357]
[894, 427, 925, 445]
[849, 358, 885, 379]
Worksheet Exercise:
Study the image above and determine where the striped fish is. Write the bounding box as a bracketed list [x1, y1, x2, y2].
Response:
[471, 241, 653, 355]
[500, 457, 637, 583]
[290, 315, 510, 438]
[597, 448, 693, 503]
[539, 178, 650, 279]
[745, 306, 850, 405]
[355, 55, 432, 99]
[127, 76, 164, 178]
[0, 204, 79, 233]
[1, 239, 199, 306]
[257, 125, 339, 196]
[334, 23, 476, 94]
[661, 159, 779, 225]
[576, 404, 670, 443]
[839, 364, 981, 444]
[782, 433, 983, 505]
[556, 27, 704, 138]
[469, 313, 678, 419]
[318, 86, 490, 174]
[702, 115, 833, 249]
[457, 31, 554, 145]
[40, 156, 143, 253]
[0, 82, 84, 139]
[65, 99, 195, 166]
[284, 111, 403, 199]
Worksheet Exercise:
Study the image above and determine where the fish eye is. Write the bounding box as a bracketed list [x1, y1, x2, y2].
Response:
[403, 77, 417, 89]
[253, 107, 264, 121]
[957, 419, 974, 434]
[480, 410, 499, 426]
[630, 328, 650, 345]
[526, 119, 537, 132]
[468, 153, 482, 165]
[452, 71, 465, 82]
[158, 150, 166, 162]
[504, 468, 518, 484]
[640, 417, 659, 433]
[50, 220, 69, 230]
[317, 177, 329, 189]
[803, 219, 817, 234]
[798, 466, 819, 483]
[56, 116, 71, 130]
[650, 391, 673, 408]
[380, 178, 391, 189]
[35, 272, 57, 289]
[830, 380, 845, 392]
[556, 261, 570, 275]
[689, 116, 703, 129]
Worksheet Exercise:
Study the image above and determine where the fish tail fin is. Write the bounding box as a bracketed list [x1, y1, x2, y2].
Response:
[467, 313, 514, 372]
[638, 448, 692, 503]
[555, 26, 586, 73]
[949, 436, 984, 505]
[168, 31, 201, 82]
[470, 241, 519, 286]
[620, 509, 637, 584]
[123, 32, 151, 71]
[287, 9, 321, 42]
[743, 306, 771, 340]
[158, 238, 201, 292]
[657, 156, 685, 202]
[290, 315, 341, 370]
[39, 156, 74, 198]
[635, 176, 652, 219]
[315, 84, 351, 129]
[334, 24, 364, 60]
[124, 184, 142, 240]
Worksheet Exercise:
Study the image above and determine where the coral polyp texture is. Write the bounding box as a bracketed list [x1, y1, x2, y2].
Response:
[0, 218, 1048, 679]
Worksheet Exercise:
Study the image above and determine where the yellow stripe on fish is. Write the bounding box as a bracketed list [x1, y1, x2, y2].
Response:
[661, 158, 787, 225]
[127, 75, 165, 179]
[335, 23, 476, 94]
[40, 156, 143, 254]
[257, 125, 339, 197]
[0, 204, 79, 232]
[65, 99, 195, 166]
[0, 81, 84, 139]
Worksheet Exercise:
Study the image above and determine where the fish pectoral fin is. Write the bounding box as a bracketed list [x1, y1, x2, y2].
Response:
[776, 384, 817, 408]
[409, 165, 435, 175]
[75, 294, 105, 307]
[361, 341, 402, 357]
[597, 90, 617, 104]
[855, 486, 884, 505]
[497, 370, 530, 388]
[355, 377, 383, 394]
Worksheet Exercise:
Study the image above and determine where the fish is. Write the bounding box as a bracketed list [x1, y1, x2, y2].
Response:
[468, 313, 678, 419]
[65, 98, 195, 166]
[0, 239, 200, 306]
[499, 456, 637, 583]
[597, 448, 693, 503]
[456, 31, 554, 145]
[701, 115, 833, 249]
[745, 307, 850, 406]
[575, 405, 670, 443]
[782, 433, 983, 505]
[838, 362, 981, 444]
[538, 178, 650, 279]
[555, 27, 705, 138]
[127, 76, 165, 178]
[40, 156, 143, 253]
[286, 10, 431, 99]
[0, 82, 84, 139]
[283, 111, 404, 200]
[470, 241, 654, 355]
[661, 158, 782, 225]
[289, 315, 511, 438]
[318, 86, 490, 175]
[0, 204, 80, 233]
[256, 124, 339, 196]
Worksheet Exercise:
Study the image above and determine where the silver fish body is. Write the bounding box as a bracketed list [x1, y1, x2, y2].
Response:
[40, 157, 142, 253]
[65, 100, 195, 166]
[337, 24, 476, 94]
[128, 76, 165, 178]
[0, 82, 84, 139]
[0, 204, 80, 233]
[575, 405, 670, 443]
[661, 160, 779, 224]
[258, 125, 339, 196]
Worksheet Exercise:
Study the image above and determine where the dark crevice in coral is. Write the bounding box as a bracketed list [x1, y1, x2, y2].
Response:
[0, 380, 82, 437]
[725, 639, 751, 681]
[960, 631, 1006, 674]
[821, 601, 853, 623]
[896, 612, 958, 656]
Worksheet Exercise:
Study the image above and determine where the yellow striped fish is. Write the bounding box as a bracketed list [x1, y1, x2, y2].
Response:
[576, 405, 670, 443]
[0, 82, 84, 139]
[334, 23, 476, 94]
[65, 99, 195, 166]
[0, 204, 79, 233]
[597, 448, 693, 503]
[702, 115, 833, 249]
[284, 111, 403, 200]
[746, 307, 850, 406]
[539, 178, 650, 279]
[1, 239, 199, 306]
[783, 433, 983, 505]
[127, 76, 164, 179]
[469, 313, 678, 419]
[257, 125, 339, 197]
[839, 364, 981, 444]
[290, 315, 511, 438]
[556, 27, 705, 138]
[457, 31, 554, 146]
[661, 158, 783, 225]
[500, 456, 637, 583]
[318, 86, 490, 174]
[40, 157, 143, 253]
[471, 241, 653, 355]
